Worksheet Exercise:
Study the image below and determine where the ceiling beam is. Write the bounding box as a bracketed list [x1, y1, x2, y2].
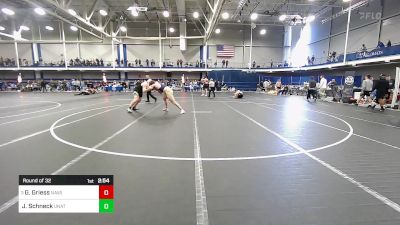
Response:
[0, 32, 28, 41]
[204, 0, 225, 43]
[190, 18, 204, 36]
[19, 0, 103, 40]
[206, 0, 215, 14]
[175, 0, 186, 50]
[62, 0, 72, 8]
[86, 0, 100, 21]
[40, 0, 112, 37]
[196, 1, 210, 24]
[116, 35, 205, 40]
[175, 0, 185, 17]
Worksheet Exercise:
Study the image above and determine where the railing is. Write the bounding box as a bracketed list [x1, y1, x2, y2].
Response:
[1, 44, 400, 70]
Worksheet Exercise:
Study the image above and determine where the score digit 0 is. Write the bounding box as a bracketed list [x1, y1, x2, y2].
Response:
[99, 185, 113, 199]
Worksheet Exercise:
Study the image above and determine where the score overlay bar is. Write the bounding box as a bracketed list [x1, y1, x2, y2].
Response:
[19, 175, 114, 213]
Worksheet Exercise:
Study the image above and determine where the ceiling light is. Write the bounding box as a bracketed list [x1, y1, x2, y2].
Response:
[163, 10, 170, 18]
[279, 14, 286, 21]
[222, 12, 229, 19]
[260, 29, 266, 35]
[1, 8, 15, 15]
[0, 26, 5, 31]
[70, 25, 78, 31]
[45, 26, 54, 31]
[99, 9, 108, 16]
[250, 13, 258, 20]
[34, 8, 46, 15]
[68, 9, 77, 16]
[306, 15, 315, 23]
[193, 11, 199, 19]
[169, 27, 175, 33]
[343, 0, 351, 2]
[215, 28, 221, 34]
[120, 26, 127, 32]
[20, 26, 30, 31]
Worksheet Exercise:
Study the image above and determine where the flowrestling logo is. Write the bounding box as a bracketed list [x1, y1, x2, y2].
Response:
[359, 12, 382, 20]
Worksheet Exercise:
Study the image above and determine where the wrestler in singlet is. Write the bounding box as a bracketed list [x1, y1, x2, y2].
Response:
[145, 81, 185, 114]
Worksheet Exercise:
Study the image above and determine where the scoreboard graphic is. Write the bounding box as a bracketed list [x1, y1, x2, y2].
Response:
[19, 175, 114, 213]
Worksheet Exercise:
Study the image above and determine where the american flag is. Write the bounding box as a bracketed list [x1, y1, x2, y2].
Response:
[217, 45, 235, 57]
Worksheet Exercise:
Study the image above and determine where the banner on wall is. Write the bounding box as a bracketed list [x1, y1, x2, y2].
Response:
[338, 45, 400, 62]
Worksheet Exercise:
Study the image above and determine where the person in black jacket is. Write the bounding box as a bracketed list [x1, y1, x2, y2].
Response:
[370, 74, 390, 111]
[307, 77, 317, 101]
[40, 80, 47, 92]
[328, 79, 338, 102]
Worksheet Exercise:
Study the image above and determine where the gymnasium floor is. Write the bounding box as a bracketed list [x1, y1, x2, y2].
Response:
[0, 91, 400, 225]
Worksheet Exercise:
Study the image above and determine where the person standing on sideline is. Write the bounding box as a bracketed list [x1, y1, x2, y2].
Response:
[143, 75, 157, 103]
[275, 79, 282, 94]
[307, 77, 317, 101]
[201, 75, 209, 97]
[370, 74, 390, 112]
[377, 41, 385, 49]
[328, 79, 338, 102]
[263, 80, 269, 92]
[361, 75, 373, 101]
[387, 40, 392, 48]
[41, 80, 47, 92]
[208, 78, 216, 98]
[319, 75, 327, 99]
[215, 80, 220, 91]
[361, 44, 367, 52]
